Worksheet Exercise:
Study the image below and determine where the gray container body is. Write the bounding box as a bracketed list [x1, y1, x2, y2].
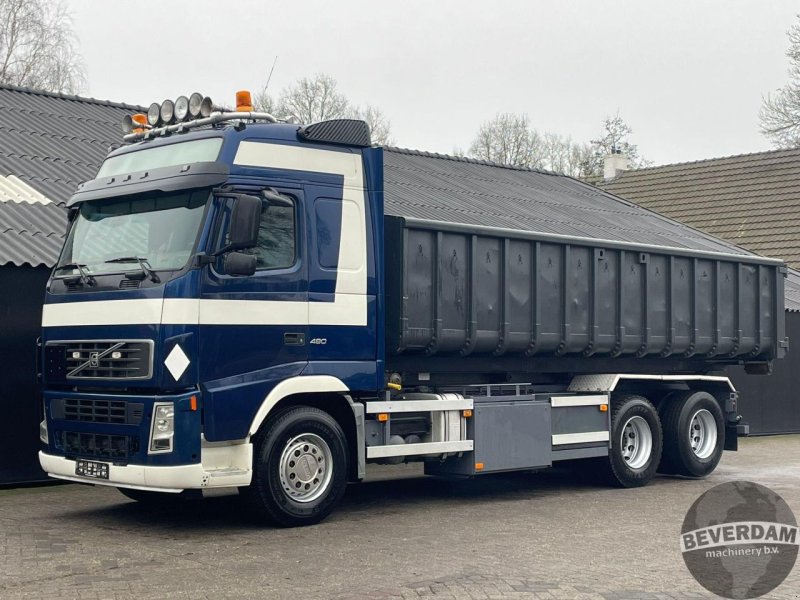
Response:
[384, 216, 785, 372]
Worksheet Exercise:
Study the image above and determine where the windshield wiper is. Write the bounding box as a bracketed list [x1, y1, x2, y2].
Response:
[54, 262, 96, 287]
[105, 257, 161, 283]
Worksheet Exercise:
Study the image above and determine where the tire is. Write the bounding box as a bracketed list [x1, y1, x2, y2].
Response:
[117, 487, 192, 505]
[600, 394, 663, 488]
[659, 391, 724, 477]
[242, 406, 349, 527]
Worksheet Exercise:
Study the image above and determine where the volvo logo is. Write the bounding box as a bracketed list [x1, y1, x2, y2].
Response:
[89, 352, 99, 367]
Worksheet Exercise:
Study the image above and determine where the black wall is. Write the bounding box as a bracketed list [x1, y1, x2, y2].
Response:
[0, 265, 49, 484]
[731, 311, 800, 435]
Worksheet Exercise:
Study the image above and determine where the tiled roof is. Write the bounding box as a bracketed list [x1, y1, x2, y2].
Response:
[383, 148, 765, 258]
[598, 148, 800, 268]
[0, 200, 66, 268]
[0, 84, 142, 267]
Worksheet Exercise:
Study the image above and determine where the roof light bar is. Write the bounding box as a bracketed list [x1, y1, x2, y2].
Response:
[121, 90, 275, 142]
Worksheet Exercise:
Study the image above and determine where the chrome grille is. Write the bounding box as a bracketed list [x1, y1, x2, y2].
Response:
[60, 431, 138, 459]
[58, 340, 153, 380]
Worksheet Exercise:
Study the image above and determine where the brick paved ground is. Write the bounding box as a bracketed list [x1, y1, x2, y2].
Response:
[0, 435, 798, 599]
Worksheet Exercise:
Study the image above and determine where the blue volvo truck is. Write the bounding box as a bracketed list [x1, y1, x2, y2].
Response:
[39, 91, 787, 526]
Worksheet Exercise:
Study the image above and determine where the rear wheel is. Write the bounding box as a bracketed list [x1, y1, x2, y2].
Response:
[241, 406, 348, 527]
[600, 394, 663, 487]
[659, 391, 724, 477]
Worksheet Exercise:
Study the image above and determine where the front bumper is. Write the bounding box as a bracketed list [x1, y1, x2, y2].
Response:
[39, 443, 253, 492]
[39, 451, 206, 492]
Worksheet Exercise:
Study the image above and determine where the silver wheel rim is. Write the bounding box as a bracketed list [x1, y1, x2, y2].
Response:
[620, 416, 653, 470]
[278, 433, 333, 503]
[689, 409, 717, 459]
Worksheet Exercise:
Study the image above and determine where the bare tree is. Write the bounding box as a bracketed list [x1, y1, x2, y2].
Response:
[0, 0, 86, 93]
[253, 88, 277, 115]
[541, 132, 594, 178]
[467, 113, 598, 175]
[582, 114, 651, 176]
[761, 16, 800, 147]
[278, 73, 351, 124]
[253, 71, 396, 145]
[355, 104, 394, 146]
[469, 113, 544, 168]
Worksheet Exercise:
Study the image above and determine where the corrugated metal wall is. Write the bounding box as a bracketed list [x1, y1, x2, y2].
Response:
[731, 312, 800, 435]
[0, 265, 49, 484]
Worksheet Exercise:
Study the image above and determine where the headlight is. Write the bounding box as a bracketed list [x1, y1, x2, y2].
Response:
[147, 102, 161, 126]
[159, 99, 175, 125]
[174, 95, 189, 121]
[149, 402, 175, 453]
[188, 92, 204, 118]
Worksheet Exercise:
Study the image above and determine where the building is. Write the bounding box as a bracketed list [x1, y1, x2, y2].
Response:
[0, 84, 139, 483]
[599, 150, 800, 434]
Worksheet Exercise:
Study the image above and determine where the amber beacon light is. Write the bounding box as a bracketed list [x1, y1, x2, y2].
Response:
[236, 90, 254, 112]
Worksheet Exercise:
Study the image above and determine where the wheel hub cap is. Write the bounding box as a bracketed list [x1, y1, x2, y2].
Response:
[689, 409, 717, 459]
[620, 415, 653, 470]
[279, 433, 333, 503]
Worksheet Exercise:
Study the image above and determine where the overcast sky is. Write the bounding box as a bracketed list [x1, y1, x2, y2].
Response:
[67, 0, 798, 166]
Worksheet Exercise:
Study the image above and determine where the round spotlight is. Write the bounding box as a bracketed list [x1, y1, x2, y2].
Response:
[174, 96, 189, 121]
[160, 99, 175, 124]
[147, 102, 161, 126]
[199, 96, 213, 118]
[188, 92, 204, 118]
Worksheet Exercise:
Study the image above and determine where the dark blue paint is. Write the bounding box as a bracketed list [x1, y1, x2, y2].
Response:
[44, 389, 201, 466]
[41, 122, 386, 465]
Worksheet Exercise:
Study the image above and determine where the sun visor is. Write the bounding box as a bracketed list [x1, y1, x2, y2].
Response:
[68, 162, 230, 206]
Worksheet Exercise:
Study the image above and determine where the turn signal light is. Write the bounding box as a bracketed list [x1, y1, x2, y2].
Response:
[600, 404, 609, 412]
[462, 409, 473, 418]
[236, 90, 253, 112]
[190, 395, 198, 411]
[475, 462, 485, 471]
[377, 413, 389, 422]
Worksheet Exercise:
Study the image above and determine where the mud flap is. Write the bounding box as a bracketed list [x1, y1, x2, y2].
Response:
[724, 425, 739, 451]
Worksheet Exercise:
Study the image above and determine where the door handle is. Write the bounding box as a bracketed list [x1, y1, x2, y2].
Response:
[284, 332, 305, 346]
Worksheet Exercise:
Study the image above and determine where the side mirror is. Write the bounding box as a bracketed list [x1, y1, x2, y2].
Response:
[224, 252, 257, 276]
[227, 195, 261, 251]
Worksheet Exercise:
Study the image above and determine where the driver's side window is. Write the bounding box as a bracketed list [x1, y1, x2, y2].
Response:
[245, 200, 296, 270]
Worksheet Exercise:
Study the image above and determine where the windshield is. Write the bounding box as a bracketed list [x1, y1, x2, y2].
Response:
[58, 190, 208, 276]
[96, 138, 223, 178]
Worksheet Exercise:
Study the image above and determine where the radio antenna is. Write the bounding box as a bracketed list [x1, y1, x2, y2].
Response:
[264, 56, 278, 92]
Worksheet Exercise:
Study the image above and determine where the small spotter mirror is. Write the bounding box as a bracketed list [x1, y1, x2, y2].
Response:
[261, 188, 293, 207]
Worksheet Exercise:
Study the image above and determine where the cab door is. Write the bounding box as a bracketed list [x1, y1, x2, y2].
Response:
[199, 187, 308, 441]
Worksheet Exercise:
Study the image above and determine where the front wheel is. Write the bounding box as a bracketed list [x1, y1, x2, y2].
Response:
[242, 406, 349, 527]
[600, 394, 663, 487]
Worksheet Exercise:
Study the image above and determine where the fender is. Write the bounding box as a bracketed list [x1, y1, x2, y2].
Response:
[247, 375, 349, 437]
[567, 373, 736, 393]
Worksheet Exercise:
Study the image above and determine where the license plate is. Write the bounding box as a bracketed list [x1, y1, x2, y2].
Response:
[75, 459, 110, 480]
